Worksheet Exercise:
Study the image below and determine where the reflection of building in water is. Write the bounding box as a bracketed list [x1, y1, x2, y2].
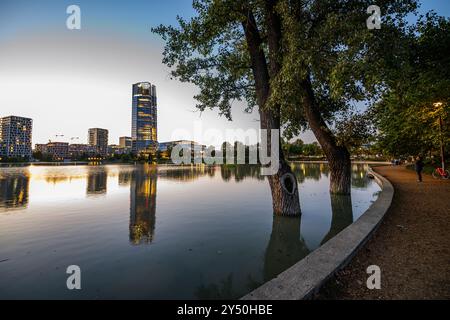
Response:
[86, 168, 108, 195]
[264, 216, 310, 282]
[118, 170, 132, 186]
[0, 173, 30, 209]
[320, 194, 354, 245]
[129, 166, 157, 245]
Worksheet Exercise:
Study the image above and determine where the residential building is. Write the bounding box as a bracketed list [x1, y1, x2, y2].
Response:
[35, 142, 69, 160]
[69, 144, 97, 159]
[119, 136, 132, 154]
[88, 128, 109, 157]
[132, 82, 157, 155]
[158, 140, 206, 161]
[0, 116, 33, 160]
[119, 136, 132, 149]
[108, 144, 121, 156]
[158, 140, 206, 153]
[34, 144, 48, 154]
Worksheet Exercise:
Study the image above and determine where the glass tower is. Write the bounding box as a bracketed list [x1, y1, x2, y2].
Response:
[132, 82, 157, 155]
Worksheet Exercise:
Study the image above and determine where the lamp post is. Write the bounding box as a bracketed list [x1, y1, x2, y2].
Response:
[433, 102, 445, 171]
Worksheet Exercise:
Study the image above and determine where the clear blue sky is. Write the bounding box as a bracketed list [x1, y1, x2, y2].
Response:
[0, 1, 448, 146]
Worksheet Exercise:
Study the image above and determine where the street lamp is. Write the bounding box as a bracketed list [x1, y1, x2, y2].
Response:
[433, 102, 445, 171]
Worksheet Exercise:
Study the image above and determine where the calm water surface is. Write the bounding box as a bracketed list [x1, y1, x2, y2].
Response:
[0, 163, 380, 299]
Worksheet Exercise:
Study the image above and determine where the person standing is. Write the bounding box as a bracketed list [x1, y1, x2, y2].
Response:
[415, 156, 424, 182]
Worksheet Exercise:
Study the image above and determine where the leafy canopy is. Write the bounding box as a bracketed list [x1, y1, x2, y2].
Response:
[153, 0, 418, 144]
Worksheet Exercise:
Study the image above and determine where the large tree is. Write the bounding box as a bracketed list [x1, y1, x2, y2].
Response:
[154, 0, 304, 216]
[373, 13, 450, 159]
[152, 0, 417, 214]
[273, 0, 417, 193]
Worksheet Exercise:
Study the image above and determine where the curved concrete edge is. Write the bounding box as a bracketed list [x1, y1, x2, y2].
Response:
[241, 167, 394, 300]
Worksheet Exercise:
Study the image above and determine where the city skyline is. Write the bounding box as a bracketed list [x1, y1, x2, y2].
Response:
[0, 0, 449, 147]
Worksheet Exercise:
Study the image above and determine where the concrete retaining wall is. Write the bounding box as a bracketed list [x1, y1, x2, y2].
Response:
[242, 168, 394, 300]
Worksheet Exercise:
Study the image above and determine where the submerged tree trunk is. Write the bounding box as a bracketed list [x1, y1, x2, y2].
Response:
[242, 6, 301, 216]
[301, 76, 352, 195]
[267, 159, 301, 216]
[260, 107, 301, 217]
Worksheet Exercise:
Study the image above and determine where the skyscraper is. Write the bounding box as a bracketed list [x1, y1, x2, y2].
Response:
[132, 82, 157, 155]
[0, 116, 33, 160]
[88, 128, 109, 157]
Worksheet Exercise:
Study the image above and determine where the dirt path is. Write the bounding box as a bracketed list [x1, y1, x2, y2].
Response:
[318, 165, 450, 299]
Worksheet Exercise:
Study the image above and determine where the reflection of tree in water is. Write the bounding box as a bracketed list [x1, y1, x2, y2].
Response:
[118, 170, 132, 186]
[129, 165, 157, 245]
[158, 165, 215, 181]
[86, 167, 108, 195]
[290, 163, 324, 183]
[264, 216, 310, 282]
[196, 274, 237, 299]
[351, 164, 370, 189]
[320, 194, 353, 245]
[220, 165, 264, 182]
[195, 194, 356, 298]
[45, 176, 70, 184]
[195, 273, 261, 300]
[0, 171, 29, 210]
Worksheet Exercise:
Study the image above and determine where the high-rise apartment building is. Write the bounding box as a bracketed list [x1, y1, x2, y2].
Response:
[119, 136, 132, 149]
[0, 116, 33, 159]
[132, 82, 157, 155]
[88, 128, 109, 157]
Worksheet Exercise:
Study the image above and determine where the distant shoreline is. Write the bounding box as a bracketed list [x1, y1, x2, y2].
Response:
[0, 160, 391, 168]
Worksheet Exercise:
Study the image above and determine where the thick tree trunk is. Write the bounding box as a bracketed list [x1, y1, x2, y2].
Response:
[301, 76, 352, 194]
[260, 108, 301, 217]
[242, 7, 301, 216]
[267, 160, 301, 216]
[328, 146, 352, 194]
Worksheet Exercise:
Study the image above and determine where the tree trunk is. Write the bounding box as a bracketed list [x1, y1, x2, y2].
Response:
[260, 108, 301, 217]
[301, 76, 352, 194]
[242, 7, 301, 216]
[267, 160, 301, 216]
[328, 146, 352, 194]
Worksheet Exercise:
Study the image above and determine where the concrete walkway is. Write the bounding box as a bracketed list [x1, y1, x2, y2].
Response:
[318, 165, 450, 299]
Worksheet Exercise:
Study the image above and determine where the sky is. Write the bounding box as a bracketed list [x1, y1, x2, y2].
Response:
[0, 0, 449, 147]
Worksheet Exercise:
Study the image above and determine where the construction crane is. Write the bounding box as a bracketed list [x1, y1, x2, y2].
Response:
[49, 134, 64, 143]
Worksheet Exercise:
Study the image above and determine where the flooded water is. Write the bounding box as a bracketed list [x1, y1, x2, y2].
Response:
[0, 163, 380, 299]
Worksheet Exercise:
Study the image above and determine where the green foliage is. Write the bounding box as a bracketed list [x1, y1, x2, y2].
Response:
[152, 0, 256, 120]
[373, 14, 450, 157]
[334, 109, 376, 150]
[282, 139, 323, 157]
[152, 0, 418, 147]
